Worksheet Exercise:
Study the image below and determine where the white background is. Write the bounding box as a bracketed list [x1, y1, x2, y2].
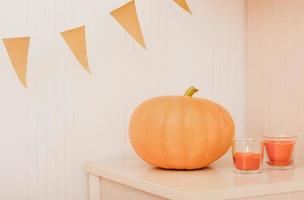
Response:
[0, 0, 246, 199]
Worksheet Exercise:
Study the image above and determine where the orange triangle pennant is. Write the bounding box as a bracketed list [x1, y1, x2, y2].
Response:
[173, 0, 192, 14]
[61, 26, 90, 73]
[110, 0, 146, 48]
[2, 37, 30, 87]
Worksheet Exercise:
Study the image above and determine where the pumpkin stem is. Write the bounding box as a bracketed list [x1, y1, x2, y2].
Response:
[184, 86, 199, 97]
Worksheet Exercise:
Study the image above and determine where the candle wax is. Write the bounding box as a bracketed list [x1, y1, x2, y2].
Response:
[264, 140, 295, 166]
[233, 152, 261, 170]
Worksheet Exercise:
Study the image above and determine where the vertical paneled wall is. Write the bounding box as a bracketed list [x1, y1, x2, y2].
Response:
[0, 0, 246, 199]
[247, 0, 304, 157]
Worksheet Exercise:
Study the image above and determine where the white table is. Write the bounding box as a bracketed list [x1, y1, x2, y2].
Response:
[85, 157, 304, 200]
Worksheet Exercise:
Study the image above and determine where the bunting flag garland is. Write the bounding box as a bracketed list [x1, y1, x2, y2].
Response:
[2, 37, 31, 87]
[61, 26, 90, 73]
[110, 0, 146, 48]
[0, 1, 193, 87]
[173, 0, 192, 14]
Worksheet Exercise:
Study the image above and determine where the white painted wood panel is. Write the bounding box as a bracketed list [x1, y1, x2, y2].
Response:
[89, 175, 100, 200]
[0, 0, 246, 199]
[100, 178, 166, 200]
[239, 191, 304, 200]
[247, 0, 304, 158]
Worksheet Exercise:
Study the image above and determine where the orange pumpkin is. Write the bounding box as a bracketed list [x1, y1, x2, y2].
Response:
[129, 87, 235, 169]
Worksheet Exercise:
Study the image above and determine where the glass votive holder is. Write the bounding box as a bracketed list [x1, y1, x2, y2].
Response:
[263, 134, 297, 169]
[232, 138, 263, 174]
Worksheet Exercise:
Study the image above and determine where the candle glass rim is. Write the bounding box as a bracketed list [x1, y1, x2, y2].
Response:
[233, 138, 261, 143]
[263, 134, 297, 139]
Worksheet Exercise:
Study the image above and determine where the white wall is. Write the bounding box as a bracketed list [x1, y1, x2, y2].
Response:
[247, 0, 304, 158]
[0, 0, 246, 199]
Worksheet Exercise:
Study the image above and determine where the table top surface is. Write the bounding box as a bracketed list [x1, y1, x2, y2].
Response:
[85, 156, 304, 200]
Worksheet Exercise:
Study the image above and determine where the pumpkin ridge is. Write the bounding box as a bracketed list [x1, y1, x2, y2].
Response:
[213, 106, 228, 160]
[201, 102, 216, 167]
[182, 99, 191, 169]
[217, 106, 234, 157]
[161, 99, 171, 168]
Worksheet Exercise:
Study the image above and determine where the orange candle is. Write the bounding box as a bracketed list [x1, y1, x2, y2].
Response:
[233, 152, 261, 170]
[264, 140, 295, 166]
